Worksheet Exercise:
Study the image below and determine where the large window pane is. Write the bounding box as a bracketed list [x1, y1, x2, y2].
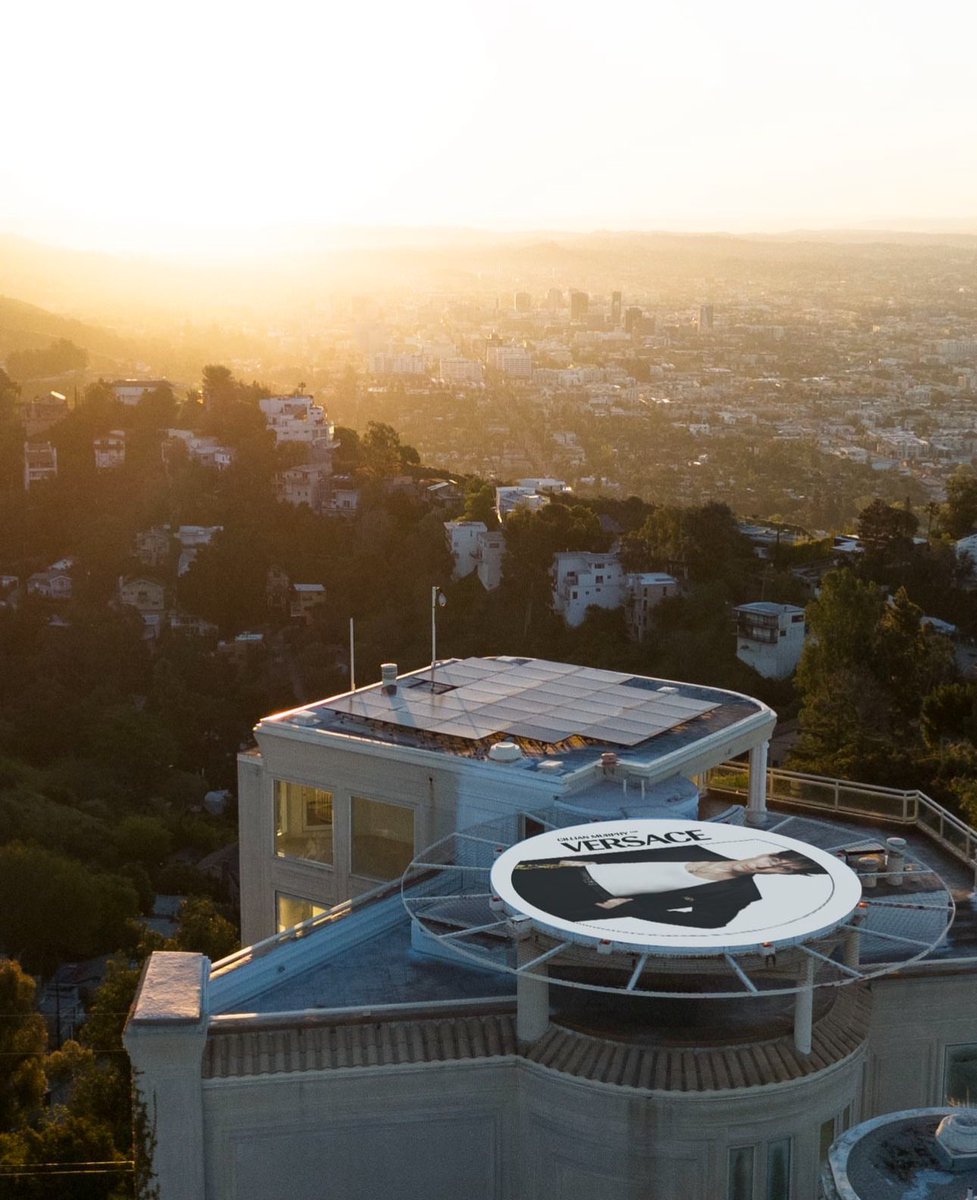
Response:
[274, 781, 333, 864]
[766, 1138, 791, 1200]
[351, 797, 414, 880]
[276, 893, 327, 932]
[946, 1044, 977, 1105]
[728, 1146, 754, 1200]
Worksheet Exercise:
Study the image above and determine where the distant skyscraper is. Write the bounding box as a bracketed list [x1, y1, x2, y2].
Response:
[624, 306, 643, 334]
[698, 304, 715, 330]
[546, 287, 562, 308]
[569, 290, 589, 320]
[610, 291, 622, 324]
[513, 291, 532, 313]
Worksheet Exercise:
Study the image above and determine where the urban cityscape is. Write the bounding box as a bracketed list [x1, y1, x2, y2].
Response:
[2, 2, 977, 1199]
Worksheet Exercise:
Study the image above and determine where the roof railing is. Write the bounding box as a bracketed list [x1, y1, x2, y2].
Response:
[706, 762, 977, 872]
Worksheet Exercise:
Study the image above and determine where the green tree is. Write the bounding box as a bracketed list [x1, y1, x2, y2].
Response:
[0, 366, 23, 495]
[6, 338, 89, 380]
[940, 468, 977, 539]
[0, 960, 47, 1131]
[175, 897, 238, 961]
[856, 498, 918, 552]
[0, 1111, 125, 1199]
[462, 483, 498, 526]
[791, 571, 954, 783]
[0, 845, 139, 974]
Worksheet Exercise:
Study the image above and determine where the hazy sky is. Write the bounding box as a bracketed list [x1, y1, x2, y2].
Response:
[3, 0, 976, 253]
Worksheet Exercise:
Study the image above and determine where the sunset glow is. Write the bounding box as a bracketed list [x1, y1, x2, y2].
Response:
[3, 0, 976, 254]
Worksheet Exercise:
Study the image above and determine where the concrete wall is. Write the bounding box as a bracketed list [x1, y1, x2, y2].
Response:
[863, 968, 977, 1116]
[239, 736, 566, 944]
[192, 1048, 863, 1200]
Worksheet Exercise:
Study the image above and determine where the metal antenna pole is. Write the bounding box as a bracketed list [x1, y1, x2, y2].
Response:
[431, 587, 446, 691]
[349, 617, 355, 692]
[431, 586, 438, 691]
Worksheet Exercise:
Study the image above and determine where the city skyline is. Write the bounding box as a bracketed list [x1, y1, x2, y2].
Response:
[3, 0, 976, 255]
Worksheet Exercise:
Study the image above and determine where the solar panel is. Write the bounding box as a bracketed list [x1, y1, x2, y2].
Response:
[315, 657, 720, 748]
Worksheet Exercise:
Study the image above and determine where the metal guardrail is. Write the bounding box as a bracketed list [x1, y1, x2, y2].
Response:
[705, 763, 977, 870]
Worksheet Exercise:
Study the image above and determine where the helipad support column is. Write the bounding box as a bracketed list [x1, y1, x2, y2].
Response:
[746, 739, 769, 825]
[516, 937, 550, 1045]
[793, 954, 815, 1056]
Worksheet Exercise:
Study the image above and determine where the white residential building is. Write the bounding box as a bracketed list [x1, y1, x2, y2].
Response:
[624, 572, 679, 642]
[552, 551, 626, 627]
[516, 478, 571, 496]
[124, 658, 977, 1200]
[94, 430, 126, 470]
[258, 396, 337, 452]
[111, 378, 170, 406]
[735, 602, 807, 679]
[495, 487, 547, 521]
[438, 358, 484, 385]
[485, 345, 533, 379]
[444, 520, 487, 579]
[369, 352, 428, 376]
[475, 528, 505, 591]
[275, 464, 328, 509]
[176, 526, 223, 576]
[23, 442, 58, 490]
[163, 430, 234, 470]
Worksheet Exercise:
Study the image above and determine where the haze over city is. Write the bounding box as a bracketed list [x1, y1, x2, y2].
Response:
[3, 0, 977, 255]
[4, 3, 977, 1198]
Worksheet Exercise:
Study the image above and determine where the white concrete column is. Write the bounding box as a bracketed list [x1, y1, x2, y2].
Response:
[123, 953, 209, 1200]
[516, 937, 550, 1045]
[844, 909, 866, 969]
[793, 955, 815, 1056]
[746, 739, 770, 826]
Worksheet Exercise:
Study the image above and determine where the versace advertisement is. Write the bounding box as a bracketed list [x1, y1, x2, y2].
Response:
[490, 820, 863, 955]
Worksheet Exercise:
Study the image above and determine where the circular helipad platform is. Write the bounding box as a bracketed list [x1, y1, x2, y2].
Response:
[402, 809, 954, 1000]
[490, 819, 863, 956]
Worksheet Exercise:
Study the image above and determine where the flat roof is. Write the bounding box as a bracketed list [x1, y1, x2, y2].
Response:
[260, 656, 769, 767]
[211, 807, 969, 1022]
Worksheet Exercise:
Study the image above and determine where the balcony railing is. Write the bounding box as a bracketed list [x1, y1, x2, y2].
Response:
[705, 763, 977, 871]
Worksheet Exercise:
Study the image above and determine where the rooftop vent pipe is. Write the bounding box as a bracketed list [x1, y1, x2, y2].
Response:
[935, 1110, 977, 1171]
[381, 662, 398, 695]
[488, 741, 522, 763]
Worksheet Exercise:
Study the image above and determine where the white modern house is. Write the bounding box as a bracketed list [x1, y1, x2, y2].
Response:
[551, 551, 626, 626]
[93, 430, 126, 470]
[125, 655, 977, 1200]
[444, 520, 487, 579]
[475, 528, 505, 591]
[625, 571, 679, 641]
[23, 441, 58, 490]
[258, 396, 337, 454]
[734, 602, 807, 680]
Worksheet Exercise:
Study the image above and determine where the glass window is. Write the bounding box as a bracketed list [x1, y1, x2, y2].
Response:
[351, 796, 414, 880]
[728, 1146, 754, 1200]
[276, 892, 327, 932]
[274, 780, 333, 865]
[766, 1138, 791, 1200]
[946, 1044, 977, 1105]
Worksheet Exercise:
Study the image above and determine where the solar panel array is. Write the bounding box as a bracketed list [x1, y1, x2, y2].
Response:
[323, 657, 718, 747]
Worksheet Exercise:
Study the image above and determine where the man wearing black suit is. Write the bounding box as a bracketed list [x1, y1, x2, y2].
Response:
[510, 845, 828, 929]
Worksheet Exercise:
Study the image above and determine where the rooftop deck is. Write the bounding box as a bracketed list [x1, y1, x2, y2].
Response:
[258, 656, 770, 776]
